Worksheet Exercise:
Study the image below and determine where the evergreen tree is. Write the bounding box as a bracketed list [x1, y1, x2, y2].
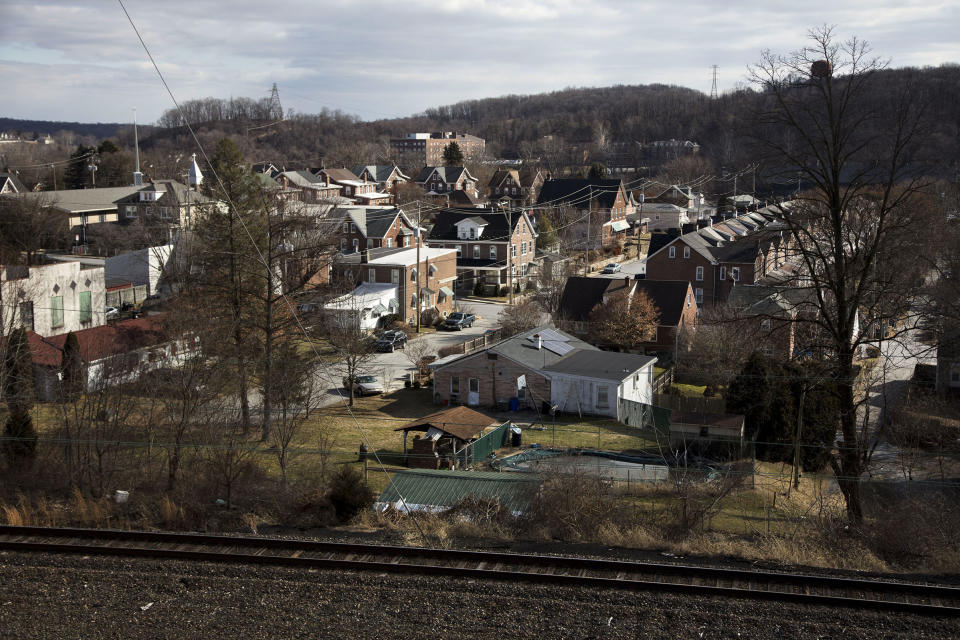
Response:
[537, 214, 558, 248]
[64, 145, 95, 190]
[60, 331, 83, 400]
[587, 162, 608, 180]
[442, 141, 464, 166]
[2, 327, 37, 467]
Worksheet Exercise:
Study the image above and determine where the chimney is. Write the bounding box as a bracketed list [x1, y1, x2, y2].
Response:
[534, 333, 542, 350]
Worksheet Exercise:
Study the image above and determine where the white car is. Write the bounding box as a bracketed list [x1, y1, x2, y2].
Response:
[105, 306, 119, 320]
[601, 263, 622, 274]
[343, 374, 384, 396]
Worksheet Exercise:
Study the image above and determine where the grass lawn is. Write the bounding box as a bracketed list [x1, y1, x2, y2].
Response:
[519, 415, 661, 452]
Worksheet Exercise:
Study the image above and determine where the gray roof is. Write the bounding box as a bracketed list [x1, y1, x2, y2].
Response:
[488, 326, 598, 370]
[353, 165, 409, 183]
[542, 350, 657, 381]
[17, 185, 143, 213]
[344, 207, 407, 239]
[415, 166, 475, 184]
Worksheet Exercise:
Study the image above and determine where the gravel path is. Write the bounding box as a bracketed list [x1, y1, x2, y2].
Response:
[2, 551, 958, 639]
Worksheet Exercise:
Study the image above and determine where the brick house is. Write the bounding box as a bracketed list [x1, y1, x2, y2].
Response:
[415, 166, 480, 199]
[335, 206, 422, 254]
[274, 170, 344, 203]
[487, 167, 544, 206]
[536, 178, 634, 248]
[352, 165, 410, 203]
[390, 132, 485, 166]
[431, 326, 656, 420]
[727, 285, 825, 361]
[426, 208, 537, 294]
[332, 246, 457, 324]
[645, 229, 769, 307]
[558, 277, 698, 359]
[316, 167, 392, 205]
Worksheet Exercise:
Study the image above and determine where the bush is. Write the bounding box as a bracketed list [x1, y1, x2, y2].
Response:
[474, 282, 484, 296]
[412, 380, 421, 389]
[420, 308, 439, 327]
[378, 313, 399, 329]
[327, 465, 374, 522]
[390, 320, 414, 334]
[404, 379, 411, 388]
[498, 286, 508, 297]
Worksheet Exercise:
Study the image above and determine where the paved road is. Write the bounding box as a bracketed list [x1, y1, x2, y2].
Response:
[860, 322, 937, 479]
[589, 257, 645, 279]
[311, 299, 506, 408]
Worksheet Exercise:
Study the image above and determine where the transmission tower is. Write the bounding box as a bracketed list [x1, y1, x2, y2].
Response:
[268, 83, 284, 120]
[710, 65, 719, 99]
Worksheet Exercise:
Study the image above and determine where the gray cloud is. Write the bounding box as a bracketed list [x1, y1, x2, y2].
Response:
[0, 0, 957, 123]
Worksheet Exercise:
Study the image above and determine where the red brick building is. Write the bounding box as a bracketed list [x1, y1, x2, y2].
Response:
[390, 132, 485, 166]
[536, 178, 634, 248]
[335, 206, 422, 254]
[332, 246, 458, 324]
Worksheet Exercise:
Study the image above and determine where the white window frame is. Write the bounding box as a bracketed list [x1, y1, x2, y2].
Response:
[368, 268, 376, 282]
[731, 267, 740, 282]
[391, 269, 400, 285]
[696, 266, 704, 281]
[597, 385, 609, 409]
[410, 268, 417, 282]
[695, 288, 703, 304]
[473, 245, 480, 259]
[456, 245, 462, 257]
[489, 246, 497, 260]
[683, 246, 690, 259]
[669, 246, 676, 259]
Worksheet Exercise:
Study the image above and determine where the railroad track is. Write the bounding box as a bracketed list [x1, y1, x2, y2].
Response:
[1, 525, 958, 616]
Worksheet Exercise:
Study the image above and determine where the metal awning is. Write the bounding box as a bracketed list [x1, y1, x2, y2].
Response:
[439, 286, 454, 297]
[371, 303, 387, 314]
[610, 219, 630, 232]
[421, 287, 436, 295]
[398, 227, 413, 235]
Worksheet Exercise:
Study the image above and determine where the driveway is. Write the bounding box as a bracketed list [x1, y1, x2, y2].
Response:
[312, 300, 505, 408]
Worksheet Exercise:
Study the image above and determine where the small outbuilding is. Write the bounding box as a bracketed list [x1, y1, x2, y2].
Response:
[395, 406, 502, 469]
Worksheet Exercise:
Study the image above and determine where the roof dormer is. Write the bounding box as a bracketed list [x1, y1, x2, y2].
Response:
[455, 216, 489, 240]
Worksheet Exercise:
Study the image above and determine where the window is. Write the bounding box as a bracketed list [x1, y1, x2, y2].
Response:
[521, 241, 527, 254]
[473, 246, 480, 259]
[683, 246, 690, 259]
[469, 378, 479, 393]
[695, 266, 704, 281]
[410, 268, 417, 282]
[351, 223, 357, 233]
[720, 266, 726, 280]
[685, 294, 691, 310]
[511, 245, 517, 258]
[429, 264, 437, 276]
[340, 238, 346, 251]
[489, 246, 497, 260]
[368, 268, 376, 283]
[19, 301, 33, 331]
[367, 239, 375, 249]
[511, 187, 517, 195]
[352, 239, 359, 252]
[343, 222, 349, 233]
[391, 269, 400, 285]
[450, 377, 460, 398]
[411, 293, 417, 308]
[385, 238, 394, 248]
[50, 296, 64, 329]
[469, 227, 476, 239]
[669, 246, 676, 259]
[763, 345, 775, 357]
[731, 267, 740, 281]
[79, 291, 92, 324]
[456, 245, 462, 257]
[403, 235, 410, 247]
[760, 319, 771, 330]
[597, 385, 609, 409]
[695, 288, 703, 304]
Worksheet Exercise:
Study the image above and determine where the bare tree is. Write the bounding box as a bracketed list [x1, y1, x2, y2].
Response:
[588, 289, 660, 351]
[323, 309, 377, 407]
[749, 26, 931, 521]
[498, 300, 545, 337]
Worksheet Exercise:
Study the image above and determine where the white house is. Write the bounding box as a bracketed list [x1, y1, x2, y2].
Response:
[544, 349, 656, 420]
[323, 282, 399, 331]
[105, 244, 173, 296]
[1, 261, 106, 337]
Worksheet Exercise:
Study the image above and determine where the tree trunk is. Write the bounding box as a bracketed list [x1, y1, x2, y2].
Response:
[834, 349, 864, 522]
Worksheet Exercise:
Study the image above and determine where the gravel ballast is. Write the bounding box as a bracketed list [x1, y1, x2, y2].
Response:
[1, 551, 958, 639]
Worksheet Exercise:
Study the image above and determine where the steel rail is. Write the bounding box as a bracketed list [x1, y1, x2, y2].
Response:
[1, 525, 958, 616]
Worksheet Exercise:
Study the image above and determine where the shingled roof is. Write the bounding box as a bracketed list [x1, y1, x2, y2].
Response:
[395, 406, 499, 441]
[428, 208, 533, 242]
[26, 315, 170, 367]
[536, 178, 625, 210]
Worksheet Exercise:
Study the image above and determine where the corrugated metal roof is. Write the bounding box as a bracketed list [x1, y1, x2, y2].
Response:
[376, 469, 536, 512]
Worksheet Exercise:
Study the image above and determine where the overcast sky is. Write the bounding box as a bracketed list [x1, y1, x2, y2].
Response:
[2, 0, 958, 124]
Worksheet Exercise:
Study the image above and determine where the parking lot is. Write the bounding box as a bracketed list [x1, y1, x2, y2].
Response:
[312, 299, 505, 407]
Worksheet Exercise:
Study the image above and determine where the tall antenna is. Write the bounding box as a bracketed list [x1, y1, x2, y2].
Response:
[710, 65, 719, 99]
[268, 83, 284, 120]
[132, 107, 143, 186]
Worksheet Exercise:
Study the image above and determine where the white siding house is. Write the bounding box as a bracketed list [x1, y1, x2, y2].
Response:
[544, 350, 656, 420]
[1, 261, 106, 337]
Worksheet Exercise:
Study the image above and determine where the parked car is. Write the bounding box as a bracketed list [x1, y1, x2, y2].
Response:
[105, 306, 119, 320]
[120, 302, 141, 318]
[376, 330, 407, 352]
[602, 263, 621, 274]
[342, 374, 384, 396]
[442, 312, 476, 330]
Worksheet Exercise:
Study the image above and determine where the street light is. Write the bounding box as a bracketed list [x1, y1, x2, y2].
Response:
[87, 162, 98, 188]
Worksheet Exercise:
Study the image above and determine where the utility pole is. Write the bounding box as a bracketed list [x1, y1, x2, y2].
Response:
[415, 202, 421, 333]
[710, 65, 719, 100]
[793, 387, 806, 491]
[584, 186, 592, 276]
